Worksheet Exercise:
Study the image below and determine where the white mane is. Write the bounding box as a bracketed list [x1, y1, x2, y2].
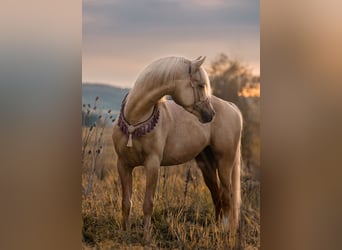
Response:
[133, 56, 190, 89]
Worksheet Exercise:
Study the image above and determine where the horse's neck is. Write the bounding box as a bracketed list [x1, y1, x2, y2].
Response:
[124, 82, 172, 124]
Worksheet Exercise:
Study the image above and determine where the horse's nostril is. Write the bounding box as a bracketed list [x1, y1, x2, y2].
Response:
[205, 116, 213, 123]
[201, 111, 213, 123]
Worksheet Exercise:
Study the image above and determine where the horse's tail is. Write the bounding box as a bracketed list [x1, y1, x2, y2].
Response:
[231, 141, 241, 234]
[230, 104, 243, 235]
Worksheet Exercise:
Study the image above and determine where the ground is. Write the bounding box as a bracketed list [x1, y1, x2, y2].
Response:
[82, 127, 260, 249]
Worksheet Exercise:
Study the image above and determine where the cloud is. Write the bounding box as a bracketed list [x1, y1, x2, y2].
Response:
[83, 0, 258, 37]
[83, 0, 259, 86]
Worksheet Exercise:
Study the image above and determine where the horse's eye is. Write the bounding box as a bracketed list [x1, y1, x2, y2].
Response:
[198, 83, 205, 89]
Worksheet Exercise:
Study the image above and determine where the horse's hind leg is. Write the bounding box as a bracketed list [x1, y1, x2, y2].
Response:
[195, 146, 222, 220]
[217, 148, 241, 234]
[117, 159, 133, 230]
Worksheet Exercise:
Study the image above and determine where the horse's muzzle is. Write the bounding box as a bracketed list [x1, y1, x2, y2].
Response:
[200, 109, 215, 123]
[194, 99, 215, 123]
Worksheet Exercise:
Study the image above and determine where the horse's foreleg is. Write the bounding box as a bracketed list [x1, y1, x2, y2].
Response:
[142, 156, 160, 245]
[117, 159, 133, 230]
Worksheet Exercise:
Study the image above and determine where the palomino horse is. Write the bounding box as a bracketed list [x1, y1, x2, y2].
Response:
[112, 56, 242, 244]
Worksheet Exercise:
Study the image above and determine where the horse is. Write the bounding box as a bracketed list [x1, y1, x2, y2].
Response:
[112, 56, 242, 244]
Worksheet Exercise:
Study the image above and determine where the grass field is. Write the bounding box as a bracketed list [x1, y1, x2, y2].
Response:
[82, 127, 260, 249]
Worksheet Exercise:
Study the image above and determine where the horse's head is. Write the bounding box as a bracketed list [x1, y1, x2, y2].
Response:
[172, 56, 216, 123]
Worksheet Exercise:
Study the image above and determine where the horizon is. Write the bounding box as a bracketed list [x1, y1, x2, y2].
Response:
[82, 81, 130, 89]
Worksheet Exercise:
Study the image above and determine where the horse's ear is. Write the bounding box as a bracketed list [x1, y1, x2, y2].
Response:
[191, 56, 206, 73]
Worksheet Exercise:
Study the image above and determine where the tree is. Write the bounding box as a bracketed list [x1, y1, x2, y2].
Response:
[209, 53, 259, 105]
[208, 54, 260, 168]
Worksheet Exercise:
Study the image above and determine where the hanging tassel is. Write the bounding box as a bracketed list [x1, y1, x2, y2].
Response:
[127, 133, 133, 147]
[127, 125, 135, 147]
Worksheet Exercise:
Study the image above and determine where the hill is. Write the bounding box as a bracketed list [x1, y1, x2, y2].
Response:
[82, 83, 130, 115]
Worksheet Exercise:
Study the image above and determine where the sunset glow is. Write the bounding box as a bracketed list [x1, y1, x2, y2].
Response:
[239, 83, 260, 97]
[83, 0, 259, 87]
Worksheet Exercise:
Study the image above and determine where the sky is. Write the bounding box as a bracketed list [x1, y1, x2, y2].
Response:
[83, 0, 259, 88]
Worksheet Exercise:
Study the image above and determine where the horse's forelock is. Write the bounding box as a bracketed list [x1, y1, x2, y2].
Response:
[198, 67, 212, 97]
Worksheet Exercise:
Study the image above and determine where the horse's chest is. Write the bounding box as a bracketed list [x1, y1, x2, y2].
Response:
[113, 126, 145, 165]
[116, 143, 146, 167]
[113, 124, 166, 167]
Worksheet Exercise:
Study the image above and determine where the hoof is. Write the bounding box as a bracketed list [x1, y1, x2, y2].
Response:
[221, 216, 230, 232]
[142, 231, 152, 246]
[142, 237, 151, 246]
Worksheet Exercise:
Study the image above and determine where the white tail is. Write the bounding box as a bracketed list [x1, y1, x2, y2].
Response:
[231, 143, 241, 232]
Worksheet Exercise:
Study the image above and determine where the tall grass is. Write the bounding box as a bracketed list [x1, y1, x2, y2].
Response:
[82, 126, 260, 249]
[82, 97, 115, 197]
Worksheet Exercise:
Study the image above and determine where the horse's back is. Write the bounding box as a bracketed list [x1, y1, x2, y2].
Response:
[211, 95, 242, 127]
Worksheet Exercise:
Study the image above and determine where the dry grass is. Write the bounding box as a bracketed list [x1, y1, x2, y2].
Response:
[82, 127, 260, 250]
